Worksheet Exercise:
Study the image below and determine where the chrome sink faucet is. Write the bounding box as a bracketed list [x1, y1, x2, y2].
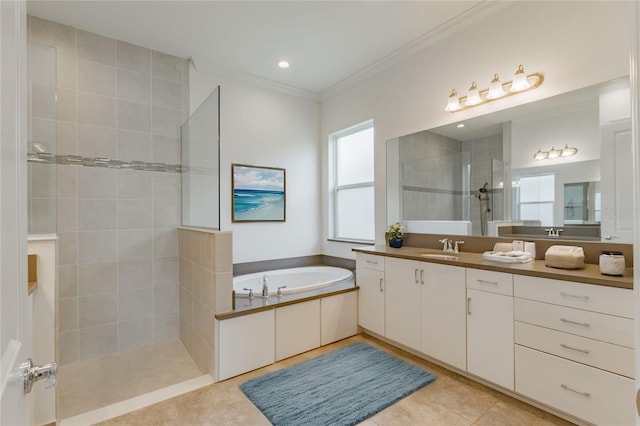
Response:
[439, 238, 453, 253]
[261, 275, 269, 297]
[453, 241, 464, 253]
[545, 228, 563, 237]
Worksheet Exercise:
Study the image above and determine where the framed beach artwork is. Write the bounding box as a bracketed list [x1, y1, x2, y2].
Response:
[232, 163, 286, 222]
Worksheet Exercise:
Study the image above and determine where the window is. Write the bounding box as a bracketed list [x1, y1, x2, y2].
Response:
[513, 174, 555, 225]
[330, 120, 374, 242]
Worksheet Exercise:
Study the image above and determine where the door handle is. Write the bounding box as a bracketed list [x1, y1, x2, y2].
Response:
[379, 278, 383, 292]
[20, 358, 57, 394]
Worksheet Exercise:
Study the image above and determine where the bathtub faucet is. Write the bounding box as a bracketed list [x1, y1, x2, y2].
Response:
[262, 275, 269, 298]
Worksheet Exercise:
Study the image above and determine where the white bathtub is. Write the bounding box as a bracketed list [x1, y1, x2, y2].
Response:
[233, 266, 354, 298]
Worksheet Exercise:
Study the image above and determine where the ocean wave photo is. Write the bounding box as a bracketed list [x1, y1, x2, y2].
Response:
[232, 164, 285, 221]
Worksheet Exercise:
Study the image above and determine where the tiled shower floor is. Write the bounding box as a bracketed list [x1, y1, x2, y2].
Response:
[58, 340, 202, 420]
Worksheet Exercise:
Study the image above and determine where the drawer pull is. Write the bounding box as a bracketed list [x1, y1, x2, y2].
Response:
[560, 292, 590, 301]
[560, 343, 590, 354]
[560, 318, 590, 327]
[414, 268, 419, 284]
[366, 260, 378, 265]
[420, 269, 424, 285]
[561, 384, 591, 398]
[476, 279, 499, 286]
[467, 297, 472, 315]
[379, 278, 383, 293]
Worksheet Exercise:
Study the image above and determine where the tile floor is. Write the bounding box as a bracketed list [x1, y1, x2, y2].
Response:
[96, 334, 575, 425]
[58, 340, 203, 419]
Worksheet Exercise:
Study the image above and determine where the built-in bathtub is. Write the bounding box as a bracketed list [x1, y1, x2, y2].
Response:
[233, 266, 354, 298]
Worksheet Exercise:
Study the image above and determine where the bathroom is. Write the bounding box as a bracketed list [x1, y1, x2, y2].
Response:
[2, 1, 638, 425]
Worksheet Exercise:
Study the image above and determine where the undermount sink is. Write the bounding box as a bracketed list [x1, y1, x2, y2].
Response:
[419, 253, 459, 261]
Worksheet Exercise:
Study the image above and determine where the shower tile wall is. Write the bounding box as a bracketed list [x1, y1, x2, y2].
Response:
[400, 131, 462, 220]
[462, 134, 503, 235]
[27, 16, 190, 364]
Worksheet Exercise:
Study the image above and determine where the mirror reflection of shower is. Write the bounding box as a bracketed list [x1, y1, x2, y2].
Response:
[475, 182, 491, 236]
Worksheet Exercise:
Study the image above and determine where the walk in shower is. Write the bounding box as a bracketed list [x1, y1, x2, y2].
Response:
[26, 16, 220, 422]
[387, 128, 505, 236]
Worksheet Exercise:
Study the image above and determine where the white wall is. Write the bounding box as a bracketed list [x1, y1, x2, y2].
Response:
[320, 1, 630, 259]
[190, 69, 321, 264]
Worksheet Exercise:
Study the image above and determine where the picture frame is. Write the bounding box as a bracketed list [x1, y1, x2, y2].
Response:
[232, 163, 286, 222]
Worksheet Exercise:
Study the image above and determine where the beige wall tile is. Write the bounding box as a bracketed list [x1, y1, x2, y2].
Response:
[117, 99, 151, 132]
[118, 317, 154, 352]
[152, 172, 180, 201]
[78, 324, 117, 360]
[57, 232, 77, 266]
[78, 59, 115, 97]
[31, 84, 56, 119]
[152, 50, 182, 81]
[31, 198, 56, 233]
[118, 229, 153, 261]
[155, 312, 179, 342]
[78, 262, 117, 296]
[78, 199, 116, 231]
[77, 29, 115, 66]
[56, 88, 77, 122]
[57, 198, 77, 233]
[57, 330, 79, 365]
[77, 230, 117, 264]
[117, 199, 152, 229]
[29, 17, 76, 56]
[117, 169, 152, 200]
[117, 69, 151, 104]
[152, 77, 181, 109]
[117, 129, 152, 162]
[118, 258, 153, 290]
[78, 167, 117, 199]
[153, 200, 180, 228]
[116, 41, 150, 74]
[154, 256, 179, 287]
[58, 298, 78, 332]
[152, 134, 181, 165]
[152, 106, 182, 138]
[154, 284, 178, 315]
[56, 53, 76, 90]
[79, 292, 117, 328]
[56, 165, 77, 198]
[56, 120, 77, 155]
[77, 92, 116, 127]
[213, 271, 233, 313]
[59, 264, 78, 298]
[212, 231, 233, 273]
[153, 227, 178, 258]
[119, 288, 153, 321]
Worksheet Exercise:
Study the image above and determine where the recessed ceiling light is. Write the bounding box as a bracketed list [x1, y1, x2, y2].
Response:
[278, 60, 290, 69]
[456, 123, 465, 128]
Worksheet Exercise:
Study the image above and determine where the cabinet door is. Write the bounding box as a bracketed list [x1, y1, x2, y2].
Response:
[421, 263, 466, 371]
[385, 257, 421, 350]
[467, 288, 514, 390]
[321, 292, 358, 345]
[276, 300, 320, 361]
[356, 268, 385, 335]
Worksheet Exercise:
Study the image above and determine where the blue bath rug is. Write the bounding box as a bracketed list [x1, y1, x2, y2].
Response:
[239, 342, 436, 426]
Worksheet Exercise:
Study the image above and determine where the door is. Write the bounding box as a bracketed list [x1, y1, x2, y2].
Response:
[600, 119, 633, 243]
[0, 1, 31, 424]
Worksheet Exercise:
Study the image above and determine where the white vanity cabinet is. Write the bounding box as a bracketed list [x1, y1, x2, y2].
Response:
[355, 253, 385, 336]
[420, 262, 466, 371]
[384, 257, 422, 350]
[466, 269, 514, 391]
[384, 257, 466, 370]
[514, 275, 635, 425]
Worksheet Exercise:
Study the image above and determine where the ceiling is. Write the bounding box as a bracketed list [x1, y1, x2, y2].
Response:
[26, 1, 497, 98]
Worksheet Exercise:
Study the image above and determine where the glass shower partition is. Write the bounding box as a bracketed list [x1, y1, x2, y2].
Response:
[181, 86, 220, 229]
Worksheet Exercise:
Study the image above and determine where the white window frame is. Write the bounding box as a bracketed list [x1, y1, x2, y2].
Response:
[329, 120, 375, 243]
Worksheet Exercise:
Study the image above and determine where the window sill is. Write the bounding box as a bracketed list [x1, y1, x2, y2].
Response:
[327, 238, 375, 245]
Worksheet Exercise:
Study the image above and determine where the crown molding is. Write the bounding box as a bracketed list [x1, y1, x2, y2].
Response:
[320, 1, 512, 102]
[190, 58, 320, 102]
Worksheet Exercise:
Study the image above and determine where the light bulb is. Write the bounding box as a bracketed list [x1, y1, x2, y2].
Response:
[465, 82, 482, 106]
[445, 89, 462, 112]
[547, 146, 559, 159]
[510, 64, 531, 92]
[486, 74, 506, 99]
[561, 144, 577, 157]
[533, 148, 547, 160]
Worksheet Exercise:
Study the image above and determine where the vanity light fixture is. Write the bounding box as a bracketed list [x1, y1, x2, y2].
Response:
[444, 64, 543, 112]
[534, 144, 577, 160]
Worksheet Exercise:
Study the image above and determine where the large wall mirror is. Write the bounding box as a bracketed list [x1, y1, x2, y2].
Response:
[387, 76, 632, 243]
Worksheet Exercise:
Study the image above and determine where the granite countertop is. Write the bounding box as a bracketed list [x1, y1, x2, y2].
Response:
[215, 280, 358, 320]
[353, 245, 633, 290]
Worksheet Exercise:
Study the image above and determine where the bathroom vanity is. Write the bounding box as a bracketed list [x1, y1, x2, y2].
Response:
[354, 245, 633, 426]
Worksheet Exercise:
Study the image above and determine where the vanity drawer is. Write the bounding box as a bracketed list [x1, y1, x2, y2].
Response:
[356, 253, 384, 272]
[466, 268, 512, 296]
[514, 275, 633, 318]
[515, 298, 634, 348]
[515, 321, 634, 378]
[515, 345, 634, 426]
